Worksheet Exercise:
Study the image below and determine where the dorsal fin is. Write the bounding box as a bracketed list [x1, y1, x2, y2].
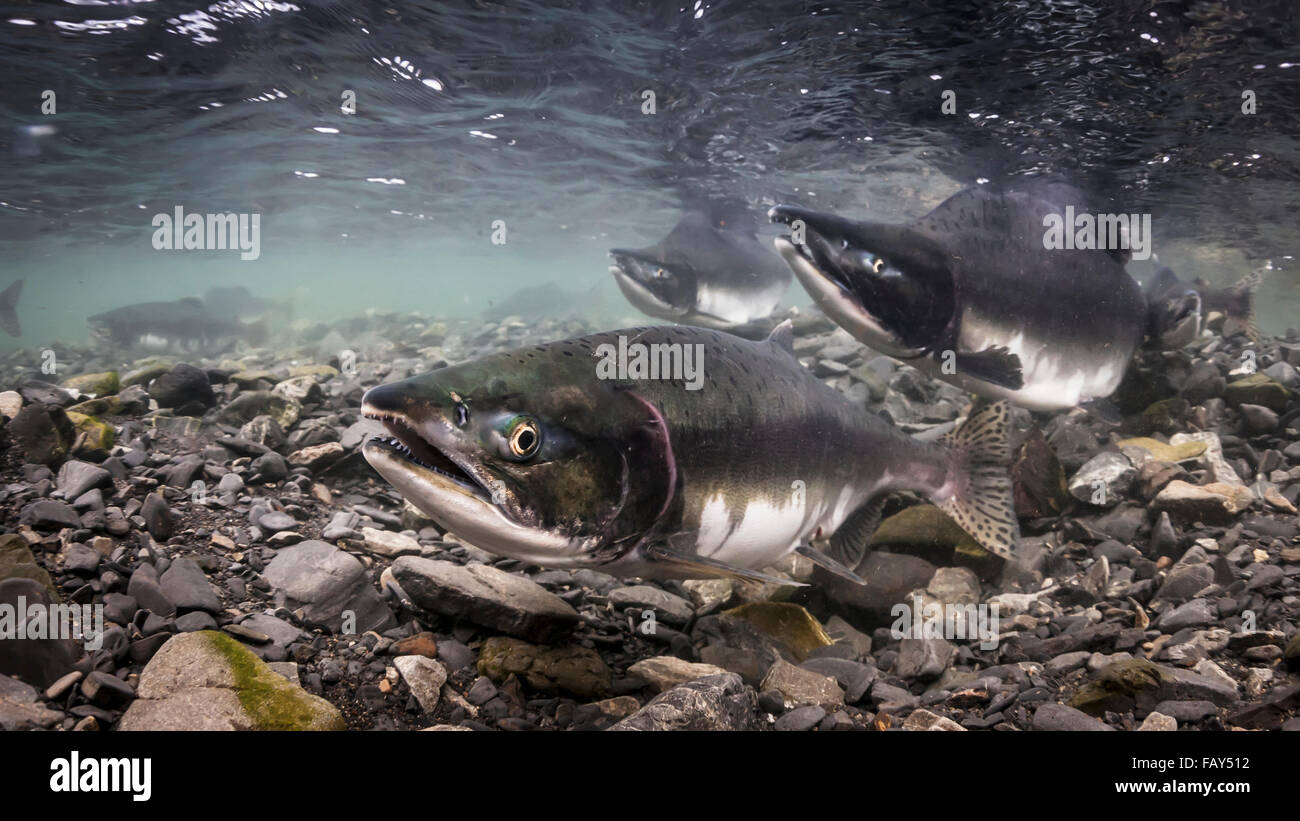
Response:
[765, 318, 794, 354]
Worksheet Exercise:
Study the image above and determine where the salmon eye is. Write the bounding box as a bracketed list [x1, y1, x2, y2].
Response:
[872, 257, 885, 274]
[507, 417, 541, 458]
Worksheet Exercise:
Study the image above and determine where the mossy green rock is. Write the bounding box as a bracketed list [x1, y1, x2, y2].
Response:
[120, 361, 172, 388]
[230, 370, 279, 388]
[1139, 398, 1190, 436]
[1224, 373, 1292, 412]
[0, 534, 57, 597]
[1117, 436, 1206, 463]
[119, 631, 344, 730]
[217, 391, 300, 429]
[68, 396, 123, 417]
[1285, 633, 1300, 673]
[951, 540, 1003, 579]
[722, 602, 833, 662]
[476, 636, 611, 698]
[871, 505, 978, 550]
[1068, 658, 1171, 716]
[66, 411, 115, 457]
[289, 363, 339, 378]
[61, 371, 119, 396]
[9, 403, 75, 465]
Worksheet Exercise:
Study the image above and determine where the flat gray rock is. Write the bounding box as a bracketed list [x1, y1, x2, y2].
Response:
[56, 460, 111, 500]
[262, 540, 394, 633]
[608, 585, 694, 625]
[19, 500, 81, 530]
[127, 564, 176, 617]
[1032, 702, 1115, 731]
[160, 558, 222, 614]
[390, 557, 578, 644]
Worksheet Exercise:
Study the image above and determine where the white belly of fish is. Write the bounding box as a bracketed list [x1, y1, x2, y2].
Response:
[695, 279, 784, 325]
[921, 311, 1127, 411]
[692, 484, 860, 569]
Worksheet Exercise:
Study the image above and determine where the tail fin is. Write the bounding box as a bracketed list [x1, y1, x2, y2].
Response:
[937, 401, 1020, 562]
[1224, 267, 1264, 346]
[0, 278, 22, 337]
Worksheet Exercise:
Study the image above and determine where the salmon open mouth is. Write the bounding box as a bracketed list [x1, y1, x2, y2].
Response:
[362, 409, 488, 498]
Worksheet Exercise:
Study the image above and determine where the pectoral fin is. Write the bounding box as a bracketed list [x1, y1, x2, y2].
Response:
[795, 545, 867, 585]
[950, 347, 1023, 391]
[644, 544, 807, 586]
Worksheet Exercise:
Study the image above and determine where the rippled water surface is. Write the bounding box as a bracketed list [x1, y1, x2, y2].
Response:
[2, 0, 1298, 346]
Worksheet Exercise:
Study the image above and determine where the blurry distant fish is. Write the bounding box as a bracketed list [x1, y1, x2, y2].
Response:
[88, 297, 266, 351]
[0, 278, 22, 337]
[1143, 266, 1204, 349]
[770, 186, 1152, 412]
[201, 285, 293, 322]
[1146, 264, 1264, 347]
[609, 210, 790, 328]
[1198, 269, 1265, 345]
[480, 281, 601, 321]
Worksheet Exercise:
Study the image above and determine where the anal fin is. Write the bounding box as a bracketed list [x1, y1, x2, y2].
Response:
[827, 495, 887, 571]
[644, 544, 808, 587]
[950, 346, 1023, 391]
[795, 545, 867, 585]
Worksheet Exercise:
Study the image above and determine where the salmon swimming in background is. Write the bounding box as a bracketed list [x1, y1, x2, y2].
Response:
[1144, 264, 1265, 348]
[87, 297, 267, 352]
[769, 186, 1154, 412]
[360, 320, 1020, 583]
[609, 210, 791, 330]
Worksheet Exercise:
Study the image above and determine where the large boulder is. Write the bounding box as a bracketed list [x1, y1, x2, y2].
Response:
[0, 578, 81, 688]
[8, 403, 75, 465]
[119, 631, 344, 730]
[148, 363, 216, 411]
